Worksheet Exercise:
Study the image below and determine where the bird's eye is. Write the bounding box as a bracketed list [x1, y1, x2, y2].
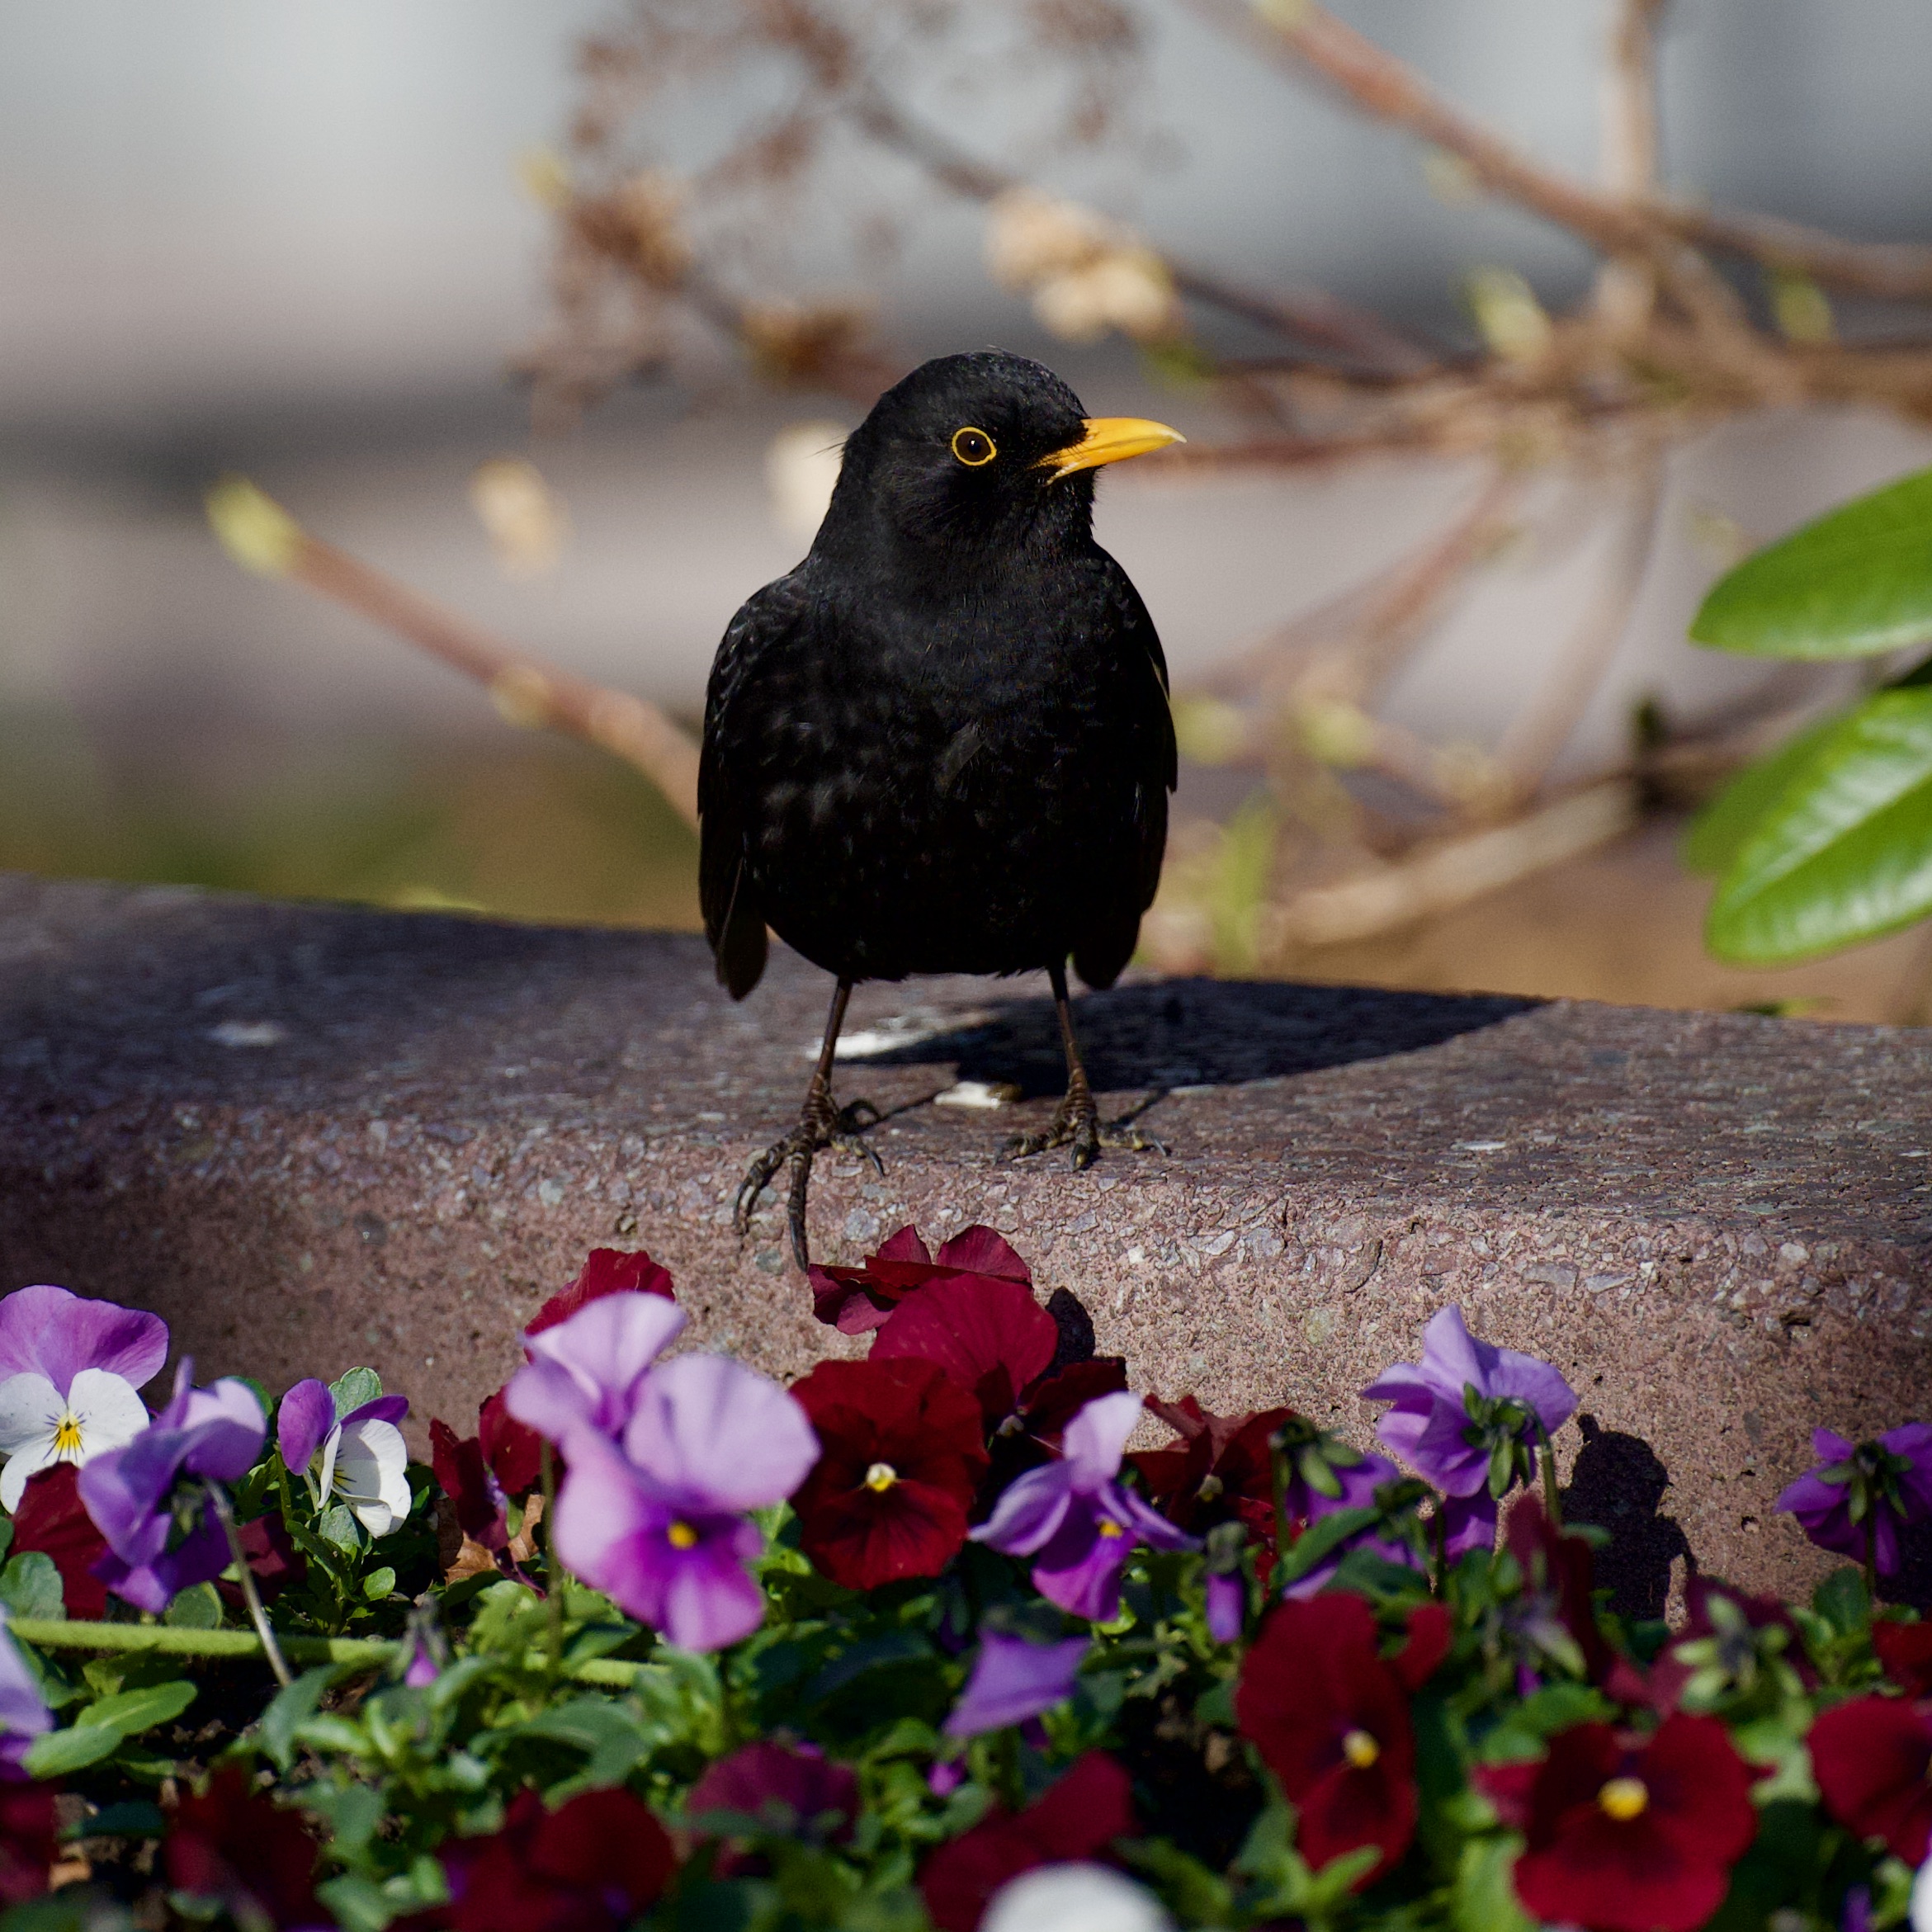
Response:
[951, 426, 997, 467]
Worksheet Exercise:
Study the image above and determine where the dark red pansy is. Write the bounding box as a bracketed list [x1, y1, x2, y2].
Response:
[478, 1386, 544, 1500]
[1235, 1592, 1417, 1883]
[1479, 1713, 1758, 1932]
[165, 1765, 328, 1931]
[430, 1419, 508, 1552]
[791, 1358, 989, 1589]
[1393, 1602, 1453, 1691]
[527, 1247, 676, 1337]
[215, 1514, 306, 1613]
[1810, 1694, 1932, 1864]
[0, 1788, 58, 1906]
[917, 1751, 1134, 1932]
[810, 1224, 1030, 1334]
[1873, 1619, 1932, 1698]
[1507, 1495, 1615, 1685]
[871, 1275, 1059, 1432]
[689, 1741, 859, 1841]
[10, 1463, 110, 1618]
[440, 1787, 677, 1932]
[1134, 1397, 1294, 1561]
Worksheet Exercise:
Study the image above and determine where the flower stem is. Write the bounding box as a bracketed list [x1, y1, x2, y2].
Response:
[541, 1441, 564, 1671]
[205, 1482, 294, 1689]
[1537, 1422, 1564, 1531]
[1866, 1521, 1879, 1605]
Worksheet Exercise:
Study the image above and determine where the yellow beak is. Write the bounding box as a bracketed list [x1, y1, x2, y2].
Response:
[1040, 416, 1186, 480]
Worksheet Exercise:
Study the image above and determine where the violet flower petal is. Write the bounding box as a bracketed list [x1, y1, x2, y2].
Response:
[1205, 1572, 1245, 1643]
[553, 1432, 768, 1651]
[342, 1394, 410, 1431]
[1437, 1489, 1498, 1557]
[511, 1292, 687, 1443]
[1032, 1509, 1133, 1621]
[277, 1379, 335, 1474]
[1060, 1391, 1144, 1490]
[0, 1609, 50, 1777]
[943, 1632, 1089, 1737]
[177, 1381, 267, 1483]
[971, 1463, 1075, 1556]
[0, 1284, 168, 1401]
[621, 1354, 818, 1512]
[91, 1512, 229, 1615]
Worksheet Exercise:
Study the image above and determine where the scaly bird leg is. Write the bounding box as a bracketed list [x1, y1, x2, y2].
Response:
[1005, 961, 1164, 1169]
[734, 977, 882, 1269]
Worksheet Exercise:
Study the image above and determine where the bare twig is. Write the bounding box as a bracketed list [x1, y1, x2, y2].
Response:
[1198, 0, 1932, 311]
[205, 479, 703, 830]
[843, 81, 1436, 373]
[1278, 781, 1638, 947]
[1594, 0, 1667, 330]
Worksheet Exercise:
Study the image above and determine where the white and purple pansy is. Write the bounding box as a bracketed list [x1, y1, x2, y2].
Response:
[0, 1284, 168, 1509]
[278, 1377, 413, 1536]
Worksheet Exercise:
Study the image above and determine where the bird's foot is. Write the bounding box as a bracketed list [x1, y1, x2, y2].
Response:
[1004, 1090, 1166, 1172]
[734, 1092, 884, 1266]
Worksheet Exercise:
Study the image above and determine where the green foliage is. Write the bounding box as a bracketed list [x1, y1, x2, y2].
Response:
[1691, 466, 1932, 659]
[1687, 463, 1932, 961]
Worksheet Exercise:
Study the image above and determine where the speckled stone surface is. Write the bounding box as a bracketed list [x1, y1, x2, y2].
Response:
[3, 870, 1930, 1603]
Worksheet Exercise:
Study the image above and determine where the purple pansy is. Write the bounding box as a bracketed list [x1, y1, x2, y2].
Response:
[944, 1631, 1091, 1738]
[504, 1292, 687, 1453]
[551, 1355, 816, 1652]
[0, 1285, 169, 1511]
[1363, 1306, 1577, 1553]
[971, 1392, 1200, 1621]
[1776, 1424, 1932, 1576]
[0, 1609, 51, 1777]
[78, 1364, 267, 1613]
[1280, 1447, 1429, 1592]
[277, 1379, 412, 1536]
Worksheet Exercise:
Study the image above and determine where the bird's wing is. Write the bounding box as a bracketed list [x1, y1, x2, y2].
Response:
[700, 573, 810, 999]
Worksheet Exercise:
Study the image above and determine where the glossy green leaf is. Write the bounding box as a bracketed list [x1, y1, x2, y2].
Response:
[328, 1368, 382, 1420]
[1692, 465, 1932, 658]
[1681, 712, 1843, 876]
[1706, 688, 1932, 961]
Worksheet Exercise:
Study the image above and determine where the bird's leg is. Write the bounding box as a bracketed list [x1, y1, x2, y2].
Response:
[1006, 963, 1164, 1169]
[734, 978, 883, 1268]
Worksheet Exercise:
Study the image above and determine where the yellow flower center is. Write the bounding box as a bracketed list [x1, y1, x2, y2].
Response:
[51, 1414, 83, 1457]
[1097, 1517, 1126, 1540]
[667, 1520, 699, 1550]
[1342, 1729, 1381, 1769]
[864, 1462, 899, 1493]
[1599, 1777, 1648, 1821]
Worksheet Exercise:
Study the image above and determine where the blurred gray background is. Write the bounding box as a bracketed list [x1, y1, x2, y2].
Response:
[2, 1, 1930, 990]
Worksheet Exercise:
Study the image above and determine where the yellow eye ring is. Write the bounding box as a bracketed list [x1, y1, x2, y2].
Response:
[951, 426, 997, 467]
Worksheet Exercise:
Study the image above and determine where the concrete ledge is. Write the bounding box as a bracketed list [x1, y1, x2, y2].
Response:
[3, 871, 1930, 1603]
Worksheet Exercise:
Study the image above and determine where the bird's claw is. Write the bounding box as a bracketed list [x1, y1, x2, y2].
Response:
[733, 1093, 884, 1267]
[1004, 1097, 1164, 1171]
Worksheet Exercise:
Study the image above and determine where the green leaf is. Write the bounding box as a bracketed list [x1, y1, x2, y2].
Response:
[163, 1582, 224, 1629]
[260, 1666, 337, 1771]
[0, 1519, 16, 1562]
[1692, 465, 1932, 659]
[70, 1800, 166, 1840]
[511, 1698, 653, 1789]
[1682, 711, 1844, 876]
[21, 1725, 123, 1778]
[83, 1680, 196, 1736]
[0, 1554, 64, 1623]
[319, 1504, 362, 1554]
[1275, 1507, 1379, 1586]
[362, 1567, 396, 1602]
[1813, 1566, 1871, 1637]
[1706, 688, 1932, 961]
[328, 1368, 382, 1421]
[1452, 1835, 1533, 1932]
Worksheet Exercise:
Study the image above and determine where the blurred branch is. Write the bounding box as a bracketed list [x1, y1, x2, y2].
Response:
[1200, 0, 1932, 308]
[843, 81, 1438, 373]
[204, 479, 702, 832]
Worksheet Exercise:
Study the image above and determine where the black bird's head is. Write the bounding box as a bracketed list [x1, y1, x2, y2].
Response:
[816, 350, 1183, 564]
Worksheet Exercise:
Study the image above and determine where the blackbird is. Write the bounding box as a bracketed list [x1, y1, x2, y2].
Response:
[700, 350, 1182, 1267]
